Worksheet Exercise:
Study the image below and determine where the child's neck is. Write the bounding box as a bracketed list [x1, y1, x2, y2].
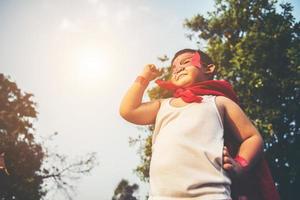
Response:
[170, 97, 190, 107]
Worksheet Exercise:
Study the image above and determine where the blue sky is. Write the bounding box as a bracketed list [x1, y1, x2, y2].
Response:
[1, 0, 299, 199]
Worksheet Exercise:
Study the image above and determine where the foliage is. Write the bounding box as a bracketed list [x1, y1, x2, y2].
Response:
[0, 74, 97, 200]
[183, 1, 299, 199]
[112, 179, 139, 200]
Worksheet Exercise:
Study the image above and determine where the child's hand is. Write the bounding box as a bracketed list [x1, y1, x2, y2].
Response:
[223, 146, 244, 177]
[140, 64, 161, 81]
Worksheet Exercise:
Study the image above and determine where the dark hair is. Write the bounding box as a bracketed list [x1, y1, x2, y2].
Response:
[171, 48, 214, 67]
[171, 48, 215, 80]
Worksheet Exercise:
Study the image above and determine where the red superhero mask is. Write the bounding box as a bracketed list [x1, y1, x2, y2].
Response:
[172, 51, 204, 75]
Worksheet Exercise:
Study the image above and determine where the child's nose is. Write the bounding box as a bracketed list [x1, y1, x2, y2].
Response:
[173, 66, 185, 74]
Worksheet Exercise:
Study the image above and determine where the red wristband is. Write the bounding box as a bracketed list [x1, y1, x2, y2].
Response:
[135, 76, 149, 86]
[234, 155, 249, 168]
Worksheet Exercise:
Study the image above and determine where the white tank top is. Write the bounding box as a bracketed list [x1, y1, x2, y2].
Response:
[148, 95, 231, 200]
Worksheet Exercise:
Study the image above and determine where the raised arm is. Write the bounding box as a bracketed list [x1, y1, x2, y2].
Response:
[119, 64, 161, 125]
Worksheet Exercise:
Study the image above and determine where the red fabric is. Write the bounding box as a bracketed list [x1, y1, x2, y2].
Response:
[173, 52, 203, 74]
[234, 155, 249, 168]
[155, 79, 280, 200]
[155, 79, 239, 103]
[191, 51, 203, 69]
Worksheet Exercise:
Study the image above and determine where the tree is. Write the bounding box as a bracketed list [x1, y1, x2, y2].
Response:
[112, 179, 139, 200]
[0, 74, 97, 200]
[183, 1, 299, 199]
[130, 1, 299, 199]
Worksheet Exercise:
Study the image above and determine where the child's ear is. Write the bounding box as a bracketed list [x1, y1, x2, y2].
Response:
[204, 64, 216, 75]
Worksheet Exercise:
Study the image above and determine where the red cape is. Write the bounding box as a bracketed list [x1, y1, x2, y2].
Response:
[155, 79, 280, 200]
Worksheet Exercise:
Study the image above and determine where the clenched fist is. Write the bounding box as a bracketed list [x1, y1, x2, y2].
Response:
[140, 64, 161, 82]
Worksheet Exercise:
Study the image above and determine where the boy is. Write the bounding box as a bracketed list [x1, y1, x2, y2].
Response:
[119, 49, 279, 200]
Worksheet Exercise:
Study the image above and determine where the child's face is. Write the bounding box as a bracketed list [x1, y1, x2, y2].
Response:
[170, 52, 202, 87]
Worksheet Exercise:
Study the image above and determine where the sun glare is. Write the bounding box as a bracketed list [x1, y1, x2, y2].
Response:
[74, 48, 111, 87]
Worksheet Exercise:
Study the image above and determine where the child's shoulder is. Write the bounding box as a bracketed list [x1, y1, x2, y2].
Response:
[156, 97, 171, 103]
[149, 98, 169, 107]
[216, 96, 236, 105]
[215, 95, 238, 110]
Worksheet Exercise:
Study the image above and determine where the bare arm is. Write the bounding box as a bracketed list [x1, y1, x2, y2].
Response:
[217, 96, 264, 174]
[119, 64, 161, 125]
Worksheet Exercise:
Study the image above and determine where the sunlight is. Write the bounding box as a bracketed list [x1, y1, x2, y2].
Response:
[74, 48, 111, 87]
